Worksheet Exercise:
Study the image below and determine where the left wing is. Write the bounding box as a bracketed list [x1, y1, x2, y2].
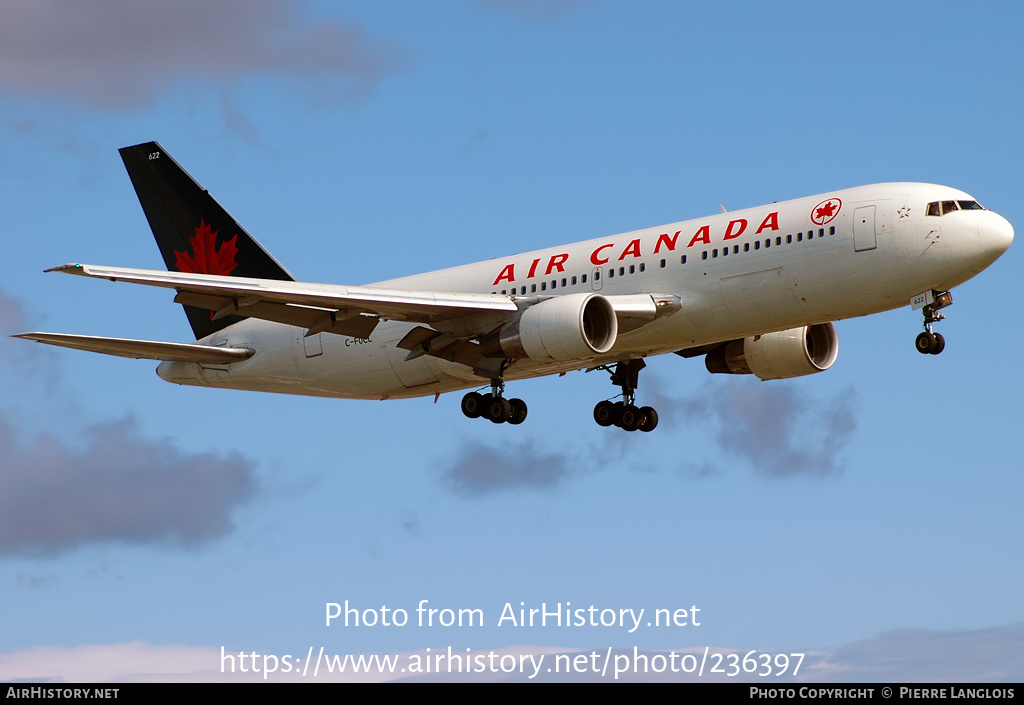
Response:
[47, 263, 520, 338]
[40, 264, 688, 369]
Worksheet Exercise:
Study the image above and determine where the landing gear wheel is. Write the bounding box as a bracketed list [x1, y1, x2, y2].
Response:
[594, 400, 616, 427]
[916, 332, 936, 355]
[507, 398, 528, 425]
[461, 391, 484, 418]
[612, 401, 625, 427]
[916, 331, 946, 355]
[486, 396, 512, 424]
[619, 405, 642, 432]
[639, 406, 658, 432]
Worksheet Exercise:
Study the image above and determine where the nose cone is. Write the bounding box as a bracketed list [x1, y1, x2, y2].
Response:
[979, 211, 1014, 259]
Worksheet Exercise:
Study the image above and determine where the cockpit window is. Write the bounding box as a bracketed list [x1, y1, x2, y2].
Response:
[926, 199, 986, 215]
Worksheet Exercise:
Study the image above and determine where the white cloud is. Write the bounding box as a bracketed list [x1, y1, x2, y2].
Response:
[439, 376, 858, 499]
[0, 286, 258, 557]
[0, 416, 257, 556]
[652, 376, 858, 477]
[440, 439, 573, 497]
[0, 0, 405, 107]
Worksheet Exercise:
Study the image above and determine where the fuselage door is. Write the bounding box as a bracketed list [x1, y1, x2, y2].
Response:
[853, 205, 877, 252]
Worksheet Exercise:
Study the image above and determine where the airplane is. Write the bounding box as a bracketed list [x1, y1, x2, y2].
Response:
[15, 142, 1014, 432]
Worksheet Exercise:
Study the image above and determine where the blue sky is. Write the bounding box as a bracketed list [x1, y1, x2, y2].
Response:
[1, 0, 1022, 682]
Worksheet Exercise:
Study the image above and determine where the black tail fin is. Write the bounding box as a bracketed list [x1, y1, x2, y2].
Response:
[119, 141, 295, 340]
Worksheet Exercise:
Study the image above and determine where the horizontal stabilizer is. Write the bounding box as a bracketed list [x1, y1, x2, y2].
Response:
[13, 332, 254, 364]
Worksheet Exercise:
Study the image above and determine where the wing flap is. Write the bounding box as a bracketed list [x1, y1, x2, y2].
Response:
[396, 326, 482, 368]
[173, 291, 380, 339]
[13, 332, 254, 363]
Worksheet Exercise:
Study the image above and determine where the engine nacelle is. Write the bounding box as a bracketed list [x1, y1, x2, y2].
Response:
[491, 293, 618, 362]
[705, 323, 839, 380]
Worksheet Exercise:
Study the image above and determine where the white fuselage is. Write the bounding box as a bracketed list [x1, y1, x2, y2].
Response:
[157, 183, 1013, 399]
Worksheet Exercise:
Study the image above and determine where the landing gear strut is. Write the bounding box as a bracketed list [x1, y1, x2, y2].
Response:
[593, 360, 658, 432]
[461, 380, 527, 425]
[915, 290, 952, 356]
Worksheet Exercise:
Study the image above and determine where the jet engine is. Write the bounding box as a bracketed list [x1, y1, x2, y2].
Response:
[486, 293, 618, 362]
[704, 322, 838, 380]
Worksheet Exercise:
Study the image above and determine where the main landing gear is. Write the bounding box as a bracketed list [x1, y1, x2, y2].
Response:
[915, 290, 953, 356]
[592, 359, 659, 432]
[461, 380, 527, 425]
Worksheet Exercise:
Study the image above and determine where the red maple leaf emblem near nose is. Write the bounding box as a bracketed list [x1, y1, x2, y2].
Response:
[810, 198, 842, 225]
[174, 220, 239, 275]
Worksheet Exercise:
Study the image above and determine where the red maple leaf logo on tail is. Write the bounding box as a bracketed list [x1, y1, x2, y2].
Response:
[174, 220, 239, 276]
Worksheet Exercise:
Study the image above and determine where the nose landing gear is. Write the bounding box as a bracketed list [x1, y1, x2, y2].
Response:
[913, 290, 952, 355]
